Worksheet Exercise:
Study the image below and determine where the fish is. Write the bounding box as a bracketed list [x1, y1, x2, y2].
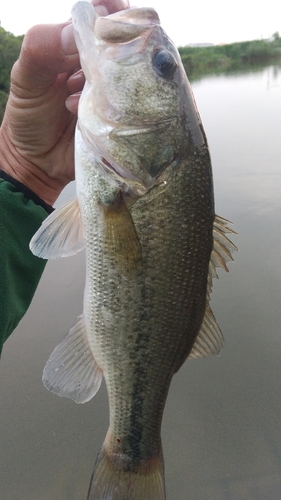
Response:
[30, 2, 237, 499]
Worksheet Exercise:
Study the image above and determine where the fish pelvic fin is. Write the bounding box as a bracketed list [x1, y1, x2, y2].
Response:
[87, 446, 165, 500]
[30, 197, 85, 259]
[42, 317, 102, 403]
[189, 215, 237, 359]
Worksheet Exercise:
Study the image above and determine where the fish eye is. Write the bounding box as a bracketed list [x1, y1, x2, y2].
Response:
[152, 50, 177, 78]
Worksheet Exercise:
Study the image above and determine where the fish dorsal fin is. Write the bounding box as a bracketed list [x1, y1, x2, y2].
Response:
[189, 215, 237, 359]
[42, 317, 103, 404]
[30, 198, 85, 259]
[188, 306, 223, 358]
[207, 215, 238, 300]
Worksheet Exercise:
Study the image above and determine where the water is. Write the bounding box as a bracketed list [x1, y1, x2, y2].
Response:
[1, 64, 281, 499]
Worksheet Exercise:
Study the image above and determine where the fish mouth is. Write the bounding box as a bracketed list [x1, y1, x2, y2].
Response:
[95, 7, 160, 43]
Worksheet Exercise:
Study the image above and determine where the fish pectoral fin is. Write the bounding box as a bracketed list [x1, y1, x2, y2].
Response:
[42, 317, 103, 404]
[30, 197, 85, 259]
[188, 306, 223, 359]
[101, 193, 142, 273]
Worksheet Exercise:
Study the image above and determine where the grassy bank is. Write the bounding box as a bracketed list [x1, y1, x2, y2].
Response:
[179, 34, 281, 81]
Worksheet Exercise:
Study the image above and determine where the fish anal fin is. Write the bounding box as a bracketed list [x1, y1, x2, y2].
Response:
[42, 317, 102, 404]
[189, 306, 223, 359]
[101, 192, 142, 274]
[30, 197, 85, 259]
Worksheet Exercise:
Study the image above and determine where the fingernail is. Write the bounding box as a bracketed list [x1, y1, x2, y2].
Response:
[71, 70, 84, 80]
[65, 92, 81, 114]
[95, 5, 109, 16]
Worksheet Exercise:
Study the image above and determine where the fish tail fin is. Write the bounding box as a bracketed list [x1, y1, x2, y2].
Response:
[87, 445, 165, 500]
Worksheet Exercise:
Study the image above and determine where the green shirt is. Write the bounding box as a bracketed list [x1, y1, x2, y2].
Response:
[0, 171, 53, 355]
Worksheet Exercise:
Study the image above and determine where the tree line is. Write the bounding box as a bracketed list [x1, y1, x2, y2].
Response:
[179, 33, 281, 81]
[0, 27, 23, 123]
[0, 26, 281, 122]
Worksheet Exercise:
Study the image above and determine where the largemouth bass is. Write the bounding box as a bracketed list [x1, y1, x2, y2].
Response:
[30, 2, 237, 499]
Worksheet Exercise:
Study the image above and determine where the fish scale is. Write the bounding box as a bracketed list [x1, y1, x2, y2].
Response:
[77, 151, 213, 470]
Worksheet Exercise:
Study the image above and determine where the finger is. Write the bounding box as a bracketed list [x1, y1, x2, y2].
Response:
[67, 70, 85, 94]
[94, 5, 109, 16]
[92, 0, 130, 15]
[65, 92, 81, 115]
[11, 22, 80, 94]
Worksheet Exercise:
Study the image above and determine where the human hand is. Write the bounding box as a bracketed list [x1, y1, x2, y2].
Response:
[0, 0, 130, 206]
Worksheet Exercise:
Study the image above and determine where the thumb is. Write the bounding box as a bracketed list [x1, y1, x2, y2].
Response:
[11, 22, 80, 95]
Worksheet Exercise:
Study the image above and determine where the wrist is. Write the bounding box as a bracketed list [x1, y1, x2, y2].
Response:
[0, 120, 63, 206]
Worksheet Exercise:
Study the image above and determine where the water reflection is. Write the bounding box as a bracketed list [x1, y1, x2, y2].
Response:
[0, 65, 281, 500]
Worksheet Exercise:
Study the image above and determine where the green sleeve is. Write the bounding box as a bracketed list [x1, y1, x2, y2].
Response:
[0, 174, 53, 355]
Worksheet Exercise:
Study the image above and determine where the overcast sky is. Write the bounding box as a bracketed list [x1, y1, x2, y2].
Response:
[1, 0, 280, 46]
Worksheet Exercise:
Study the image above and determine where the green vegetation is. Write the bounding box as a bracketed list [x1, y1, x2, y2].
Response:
[179, 32, 281, 81]
[0, 26, 281, 123]
[0, 27, 23, 122]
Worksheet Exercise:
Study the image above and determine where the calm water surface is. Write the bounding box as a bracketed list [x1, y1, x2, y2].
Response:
[1, 64, 281, 500]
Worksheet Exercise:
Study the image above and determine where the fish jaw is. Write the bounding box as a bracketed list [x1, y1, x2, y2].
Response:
[94, 6, 161, 43]
[72, 2, 195, 191]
